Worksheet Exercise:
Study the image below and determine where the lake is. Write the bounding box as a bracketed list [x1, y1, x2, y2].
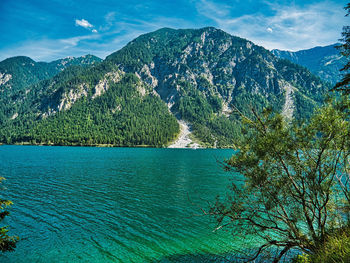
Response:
[0, 146, 240, 262]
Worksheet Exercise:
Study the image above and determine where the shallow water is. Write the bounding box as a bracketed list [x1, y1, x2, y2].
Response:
[0, 146, 241, 262]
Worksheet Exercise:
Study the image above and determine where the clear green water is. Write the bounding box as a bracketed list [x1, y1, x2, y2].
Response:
[0, 146, 240, 262]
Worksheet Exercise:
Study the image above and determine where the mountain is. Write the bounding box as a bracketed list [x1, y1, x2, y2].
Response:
[0, 60, 179, 147]
[272, 44, 346, 85]
[0, 55, 102, 95]
[0, 27, 330, 147]
[104, 27, 328, 145]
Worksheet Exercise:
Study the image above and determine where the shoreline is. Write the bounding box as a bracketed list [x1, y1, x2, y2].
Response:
[0, 142, 234, 149]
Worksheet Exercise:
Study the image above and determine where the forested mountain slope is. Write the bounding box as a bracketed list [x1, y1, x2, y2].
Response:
[106, 27, 329, 146]
[0, 27, 330, 147]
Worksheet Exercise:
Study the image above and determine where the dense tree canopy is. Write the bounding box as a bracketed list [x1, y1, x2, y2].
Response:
[0, 68, 179, 147]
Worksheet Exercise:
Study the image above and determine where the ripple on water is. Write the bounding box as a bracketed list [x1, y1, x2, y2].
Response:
[0, 146, 237, 262]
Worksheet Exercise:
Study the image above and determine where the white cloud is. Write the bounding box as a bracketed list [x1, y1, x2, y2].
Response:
[196, 0, 230, 18]
[75, 19, 93, 29]
[60, 34, 100, 47]
[196, 0, 347, 51]
[100, 12, 117, 31]
[75, 18, 98, 33]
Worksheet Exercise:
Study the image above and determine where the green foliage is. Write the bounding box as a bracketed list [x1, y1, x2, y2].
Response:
[333, 3, 350, 92]
[0, 177, 18, 252]
[209, 97, 350, 262]
[292, 227, 350, 263]
[293, 254, 311, 263]
[309, 228, 350, 263]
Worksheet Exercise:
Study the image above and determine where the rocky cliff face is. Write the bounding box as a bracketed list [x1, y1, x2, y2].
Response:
[107, 27, 328, 119]
[0, 72, 11, 86]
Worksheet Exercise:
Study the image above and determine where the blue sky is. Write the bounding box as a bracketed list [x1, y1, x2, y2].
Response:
[0, 0, 348, 61]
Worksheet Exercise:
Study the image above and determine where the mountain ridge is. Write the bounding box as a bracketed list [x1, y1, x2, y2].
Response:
[0, 54, 102, 94]
[0, 27, 332, 147]
[272, 43, 345, 85]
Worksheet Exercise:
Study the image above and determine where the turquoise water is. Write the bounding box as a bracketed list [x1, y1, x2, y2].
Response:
[0, 146, 239, 262]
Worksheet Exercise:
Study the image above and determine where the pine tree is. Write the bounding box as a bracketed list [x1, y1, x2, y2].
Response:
[334, 3, 350, 91]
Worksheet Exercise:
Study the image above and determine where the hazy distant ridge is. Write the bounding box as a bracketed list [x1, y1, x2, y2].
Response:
[272, 44, 345, 85]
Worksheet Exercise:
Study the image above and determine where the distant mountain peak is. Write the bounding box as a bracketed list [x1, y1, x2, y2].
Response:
[0, 54, 102, 93]
[272, 43, 345, 85]
[1, 56, 35, 64]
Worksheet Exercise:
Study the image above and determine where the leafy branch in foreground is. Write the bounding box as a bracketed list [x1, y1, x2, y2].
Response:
[0, 177, 18, 252]
[208, 98, 350, 262]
